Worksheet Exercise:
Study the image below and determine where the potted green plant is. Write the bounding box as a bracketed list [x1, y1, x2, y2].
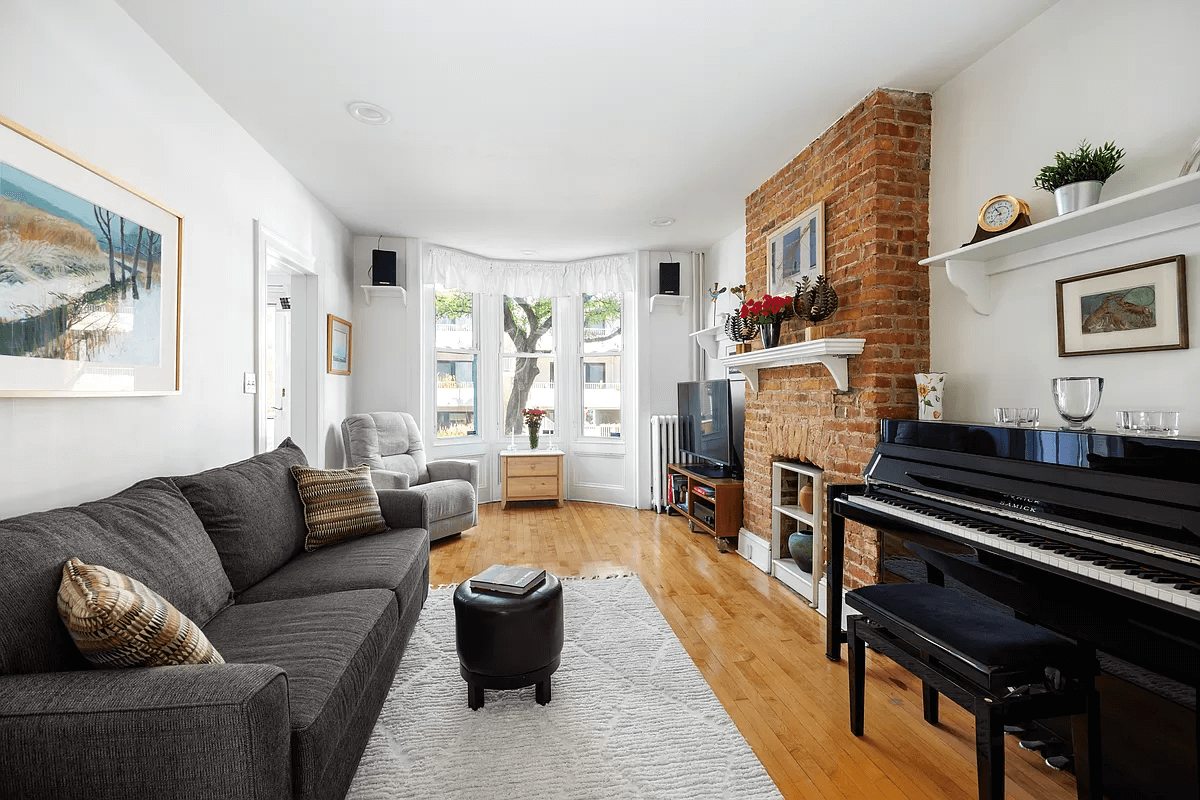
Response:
[1034, 139, 1125, 215]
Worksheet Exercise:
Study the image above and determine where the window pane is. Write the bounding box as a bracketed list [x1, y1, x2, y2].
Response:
[435, 287, 473, 349]
[503, 296, 554, 354]
[435, 352, 477, 438]
[583, 292, 622, 353]
[582, 355, 620, 437]
[502, 356, 554, 435]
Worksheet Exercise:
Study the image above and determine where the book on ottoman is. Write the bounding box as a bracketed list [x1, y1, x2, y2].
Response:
[469, 565, 547, 595]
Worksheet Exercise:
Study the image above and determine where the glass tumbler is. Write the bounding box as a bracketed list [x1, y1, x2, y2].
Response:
[1052, 377, 1104, 431]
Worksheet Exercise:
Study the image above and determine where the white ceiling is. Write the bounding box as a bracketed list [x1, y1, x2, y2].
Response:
[115, 0, 1058, 261]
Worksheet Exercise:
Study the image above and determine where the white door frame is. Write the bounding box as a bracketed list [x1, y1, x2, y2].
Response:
[254, 221, 319, 456]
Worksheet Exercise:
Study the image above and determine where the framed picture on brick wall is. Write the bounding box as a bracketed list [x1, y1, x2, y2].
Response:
[768, 200, 824, 296]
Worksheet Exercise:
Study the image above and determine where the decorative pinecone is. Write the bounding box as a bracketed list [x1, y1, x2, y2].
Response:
[791, 278, 814, 320]
[724, 313, 758, 342]
[807, 275, 839, 322]
[791, 275, 839, 323]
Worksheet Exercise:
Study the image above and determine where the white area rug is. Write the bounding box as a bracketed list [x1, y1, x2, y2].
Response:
[348, 576, 783, 800]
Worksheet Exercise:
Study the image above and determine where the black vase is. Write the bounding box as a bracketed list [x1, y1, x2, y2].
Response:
[760, 322, 781, 349]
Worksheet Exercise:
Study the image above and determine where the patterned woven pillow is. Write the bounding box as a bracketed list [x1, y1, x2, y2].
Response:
[57, 558, 224, 668]
[291, 464, 388, 551]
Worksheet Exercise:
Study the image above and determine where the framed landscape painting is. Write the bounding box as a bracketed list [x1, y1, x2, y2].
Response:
[327, 314, 352, 375]
[767, 201, 824, 297]
[1056, 255, 1188, 357]
[0, 115, 182, 396]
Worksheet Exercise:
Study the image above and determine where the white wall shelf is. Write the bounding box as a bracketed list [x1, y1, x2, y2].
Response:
[360, 285, 407, 306]
[921, 171, 1200, 315]
[649, 294, 689, 314]
[689, 318, 728, 358]
[718, 337, 866, 392]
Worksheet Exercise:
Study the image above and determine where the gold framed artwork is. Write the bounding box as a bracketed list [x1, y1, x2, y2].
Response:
[767, 200, 824, 296]
[1055, 255, 1188, 357]
[327, 314, 352, 375]
[0, 114, 183, 396]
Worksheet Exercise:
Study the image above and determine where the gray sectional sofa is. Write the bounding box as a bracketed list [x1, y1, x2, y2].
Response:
[0, 439, 430, 800]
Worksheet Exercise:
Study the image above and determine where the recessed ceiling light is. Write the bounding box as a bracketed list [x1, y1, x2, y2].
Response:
[649, 217, 675, 227]
[520, 250, 538, 257]
[347, 101, 392, 126]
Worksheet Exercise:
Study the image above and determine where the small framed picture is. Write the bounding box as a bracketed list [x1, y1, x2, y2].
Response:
[1056, 255, 1188, 357]
[767, 200, 824, 296]
[327, 314, 352, 375]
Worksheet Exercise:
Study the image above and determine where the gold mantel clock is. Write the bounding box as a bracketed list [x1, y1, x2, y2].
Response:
[965, 194, 1032, 245]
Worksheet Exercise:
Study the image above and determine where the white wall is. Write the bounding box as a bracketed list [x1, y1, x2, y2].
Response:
[351, 236, 410, 415]
[635, 250, 703, 509]
[702, 225, 748, 378]
[0, 0, 354, 517]
[930, 0, 1200, 434]
[703, 226, 748, 465]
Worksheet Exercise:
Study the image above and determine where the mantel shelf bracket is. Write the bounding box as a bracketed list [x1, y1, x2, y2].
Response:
[944, 260, 993, 316]
[689, 317, 728, 359]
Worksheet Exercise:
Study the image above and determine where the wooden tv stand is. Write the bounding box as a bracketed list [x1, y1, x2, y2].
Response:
[666, 463, 744, 546]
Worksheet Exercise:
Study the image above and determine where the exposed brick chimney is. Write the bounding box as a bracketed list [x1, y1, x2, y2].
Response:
[743, 88, 932, 588]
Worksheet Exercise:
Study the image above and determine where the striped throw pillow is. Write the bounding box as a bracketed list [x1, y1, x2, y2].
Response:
[57, 558, 224, 668]
[291, 464, 388, 551]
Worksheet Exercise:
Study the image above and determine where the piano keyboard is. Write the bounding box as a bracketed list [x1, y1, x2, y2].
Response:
[843, 493, 1200, 616]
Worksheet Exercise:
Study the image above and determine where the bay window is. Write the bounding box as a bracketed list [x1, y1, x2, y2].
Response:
[434, 287, 477, 438]
[581, 292, 622, 438]
[502, 295, 556, 436]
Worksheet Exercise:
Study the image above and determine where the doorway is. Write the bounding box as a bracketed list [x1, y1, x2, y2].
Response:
[263, 276, 292, 450]
[255, 221, 318, 457]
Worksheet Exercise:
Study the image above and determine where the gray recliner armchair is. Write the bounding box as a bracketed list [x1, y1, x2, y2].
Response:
[342, 411, 478, 541]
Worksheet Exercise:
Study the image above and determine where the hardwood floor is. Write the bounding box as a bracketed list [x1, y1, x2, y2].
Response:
[431, 500, 1081, 800]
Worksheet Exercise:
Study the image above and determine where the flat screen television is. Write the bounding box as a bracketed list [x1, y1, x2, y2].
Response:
[677, 379, 742, 479]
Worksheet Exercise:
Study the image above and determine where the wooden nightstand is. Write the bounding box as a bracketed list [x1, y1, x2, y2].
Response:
[500, 450, 565, 509]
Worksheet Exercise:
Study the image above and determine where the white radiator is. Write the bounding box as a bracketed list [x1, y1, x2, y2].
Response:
[650, 414, 687, 513]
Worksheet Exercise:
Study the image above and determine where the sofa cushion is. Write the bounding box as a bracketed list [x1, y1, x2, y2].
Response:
[291, 464, 388, 551]
[173, 438, 308, 594]
[202, 590, 400, 799]
[0, 478, 233, 676]
[58, 558, 224, 668]
[236, 527, 430, 619]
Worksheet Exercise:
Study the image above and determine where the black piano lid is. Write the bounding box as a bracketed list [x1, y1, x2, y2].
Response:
[880, 419, 1200, 485]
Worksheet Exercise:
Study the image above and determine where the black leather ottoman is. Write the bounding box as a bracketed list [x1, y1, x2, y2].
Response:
[453, 573, 564, 710]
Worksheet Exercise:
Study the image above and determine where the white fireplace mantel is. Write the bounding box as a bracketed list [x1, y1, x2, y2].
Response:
[717, 337, 866, 392]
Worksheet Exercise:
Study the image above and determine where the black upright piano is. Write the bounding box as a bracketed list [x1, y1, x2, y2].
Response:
[827, 419, 1200, 798]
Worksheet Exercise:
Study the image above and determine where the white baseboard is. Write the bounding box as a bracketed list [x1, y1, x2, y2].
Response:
[736, 528, 771, 573]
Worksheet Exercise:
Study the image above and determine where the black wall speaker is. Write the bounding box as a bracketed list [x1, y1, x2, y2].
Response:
[659, 262, 680, 295]
[371, 249, 398, 286]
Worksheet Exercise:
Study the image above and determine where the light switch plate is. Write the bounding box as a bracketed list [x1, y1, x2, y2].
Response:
[243, 372, 257, 393]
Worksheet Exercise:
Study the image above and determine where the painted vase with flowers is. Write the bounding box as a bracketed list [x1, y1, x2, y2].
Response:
[522, 407, 547, 449]
[738, 293, 793, 349]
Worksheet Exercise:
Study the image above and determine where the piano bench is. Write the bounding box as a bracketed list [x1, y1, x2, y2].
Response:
[846, 583, 1102, 800]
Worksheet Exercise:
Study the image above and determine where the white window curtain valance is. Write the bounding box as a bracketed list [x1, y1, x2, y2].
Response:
[427, 246, 634, 297]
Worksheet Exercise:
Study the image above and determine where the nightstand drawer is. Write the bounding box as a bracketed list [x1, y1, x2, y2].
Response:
[507, 456, 560, 477]
[507, 476, 558, 498]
